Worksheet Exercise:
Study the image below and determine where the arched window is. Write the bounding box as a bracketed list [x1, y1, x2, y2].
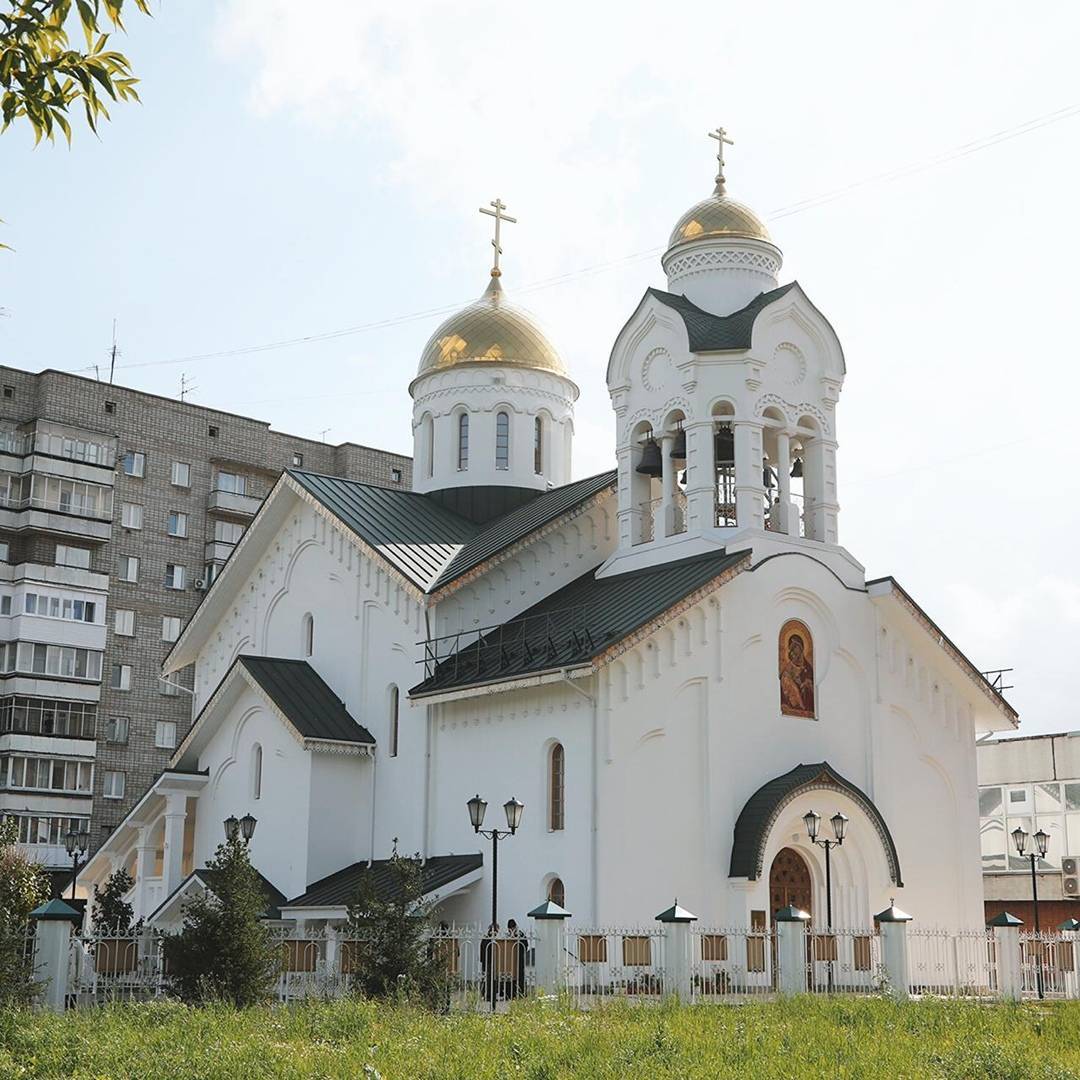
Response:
[422, 414, 434, 478]
[457, 414, 469, 470]
[252, 743, 263, 801]
[533, 416, 543, 474]
[547, 876, 565, 907]
[495, 411, 510, 471]
[389, 685, 399, 758]
[548, 742, 565, 831]
[302, 612, 314, 657]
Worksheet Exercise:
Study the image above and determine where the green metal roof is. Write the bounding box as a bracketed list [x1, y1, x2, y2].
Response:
[238, 656, 374, 745]
[647, 283, 798, 352]
[411, 548, 749, 696]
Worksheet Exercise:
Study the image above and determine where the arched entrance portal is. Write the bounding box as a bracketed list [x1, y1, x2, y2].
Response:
[769, 847, 812, 922]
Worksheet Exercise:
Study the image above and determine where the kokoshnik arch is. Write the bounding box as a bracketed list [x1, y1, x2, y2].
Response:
[79, 131, 1017, 933]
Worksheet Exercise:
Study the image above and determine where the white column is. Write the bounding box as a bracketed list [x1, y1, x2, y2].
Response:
[874, 903, 912, 1000]
[804, 437, 839, 544]
[659, 434, 675, 538]
[775, 909, 810, 995]
[31, 902, 77, 1012]
[683, 420, 715, 533]
[775, 430, 794, 535]
[990, 915, 1023, 1001]
[615, 445, 635, 549]
[529, 905, 571, 995]
[734, 421, 765, 531]
[134, 825, 156, 920]
[161, 793, 187, 897]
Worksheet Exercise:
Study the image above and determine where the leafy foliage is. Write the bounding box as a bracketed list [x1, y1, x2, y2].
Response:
[162, 836, 282, 1007]
[0, 817, 49, 1006]
[93, 866, 137, 935]
[345, 849, 449, 1006]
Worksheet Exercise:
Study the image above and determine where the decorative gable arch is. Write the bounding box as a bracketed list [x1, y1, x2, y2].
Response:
[729, 761, 902, 885]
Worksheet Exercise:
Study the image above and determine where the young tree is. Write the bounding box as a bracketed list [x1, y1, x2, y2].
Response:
[0, 817, 49, 1005]
[345, 848, 449, 1006]
[162, 835, 281, 1007]
[92, 866, 136, 934]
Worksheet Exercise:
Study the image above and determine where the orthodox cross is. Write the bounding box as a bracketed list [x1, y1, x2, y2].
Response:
[479, 198, 517, 277]
[708, 126, 734, 193]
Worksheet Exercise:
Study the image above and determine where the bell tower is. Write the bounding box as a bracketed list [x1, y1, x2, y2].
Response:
[409, 199, 579, 523]
[603, 129, 846, 574]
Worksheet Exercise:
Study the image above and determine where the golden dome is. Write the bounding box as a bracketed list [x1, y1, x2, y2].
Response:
[667, 192, 771, 250]
[416, 275, 567, 378]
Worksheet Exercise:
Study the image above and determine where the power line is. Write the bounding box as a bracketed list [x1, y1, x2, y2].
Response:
[60, 102, 1080, 380]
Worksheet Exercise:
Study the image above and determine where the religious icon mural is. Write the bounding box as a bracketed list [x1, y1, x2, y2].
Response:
[779, 619, 815, 718]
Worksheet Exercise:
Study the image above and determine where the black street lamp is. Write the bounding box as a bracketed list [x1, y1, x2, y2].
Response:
[1012, 825, 1050, 999]
[804, 809, 849, 991]
[467, 794, 523, 931]
[224, 813, 258, 844]
[63, 824, 90, 901]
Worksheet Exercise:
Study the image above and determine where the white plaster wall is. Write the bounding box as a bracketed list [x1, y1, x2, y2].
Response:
[307, 752, 372, 885]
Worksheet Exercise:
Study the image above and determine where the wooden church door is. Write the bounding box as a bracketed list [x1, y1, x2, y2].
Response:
[769, 847, 813, 922]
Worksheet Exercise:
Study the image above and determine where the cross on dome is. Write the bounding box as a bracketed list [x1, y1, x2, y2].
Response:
[708, 126, 734, 194]
[479, 197, 517, 278]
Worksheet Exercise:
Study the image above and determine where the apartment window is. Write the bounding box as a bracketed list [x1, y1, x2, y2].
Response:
[110, 664, 132, 691]
[155, 720, 177, 750]
[292, 452, 303, 467]
[161, 616, 182, 642]
[116, 555, 139, 582]
[9, 813, 89, 846]
[0, 541, 9, 562]
[0, 596, 9, 615]
[391, 467, 402, 483]
[103, 770, 126, 799]
[104, 400, 116, 414]
[56, 544, 91, 570]
[6, 642, 102, 680]
[121, 502, 143, 530]
[7, 755, 92, 793]
[215, 471, 246, 495]
[495, 411, 510, 470]
[105, 716, 129, 744]
[171, 461, 190, 487]
[24, 593, 97, 624]
[213, 520, 244, 544]
[164, 564, 185, 590]
[2, 386, 13, 400]
[0, 697, 97, 738]
[114, 609, 135, 636]
[167, 511, 188, 538]
[120, 451, 145, 477]
[208, 425, 219, 438]
[457, 414, 469, 470]
[160, 677, 181, 697]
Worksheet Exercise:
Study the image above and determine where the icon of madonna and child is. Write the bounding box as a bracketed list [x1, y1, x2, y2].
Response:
[779, 619, 816, 719]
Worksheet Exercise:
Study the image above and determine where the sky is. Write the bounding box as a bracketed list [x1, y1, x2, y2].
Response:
[1, 1, 1078, 736]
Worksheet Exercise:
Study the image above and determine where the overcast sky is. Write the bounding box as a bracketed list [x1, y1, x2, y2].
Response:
[2, 1, 1078, 736]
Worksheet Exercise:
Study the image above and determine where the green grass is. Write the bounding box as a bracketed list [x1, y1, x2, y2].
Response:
[3, 997, 1080, 1080]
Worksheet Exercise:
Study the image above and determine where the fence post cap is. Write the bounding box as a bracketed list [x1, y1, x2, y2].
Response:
[874, 900, 913, 923]
[987, 911, 1024, 928]
[528, 899, 572, 920]
[655, 900, 697, 923]
[1058, 918, 1080, 932]
[773, 904, 811, 923]
[30, 898, 81, 922]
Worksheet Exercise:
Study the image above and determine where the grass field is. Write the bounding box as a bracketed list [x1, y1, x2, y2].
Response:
[3, 997, 1080, 1080]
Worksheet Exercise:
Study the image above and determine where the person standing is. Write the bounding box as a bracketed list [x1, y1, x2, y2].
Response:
[480, 922, 499, 1008]
[506, 918, 526, 999]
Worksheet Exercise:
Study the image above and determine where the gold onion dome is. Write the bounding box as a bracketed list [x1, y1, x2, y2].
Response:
[416, 274, 567, 377]
[667, 192, 771, 250]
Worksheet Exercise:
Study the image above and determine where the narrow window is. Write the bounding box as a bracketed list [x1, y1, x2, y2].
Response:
[547, 877, 565, 908]
[171, 461, 190, 487]
[389, 685, 399, 758]
[161, 616, 182, 642]
[457, 414, 469, 470]
[252, 743, 262, 800]
[534, 416, 543, 474]
[391, 467, 402, 483]
[155, 721, 177, 750]
[292, 452, 303, 467]
[549, 742, 565, 831]
[167, 511, 188, 538]
[103, 770, 126, 800]
[495, 411, 510, 470]
[423, 414, 434, 478]
[302, 613, 314, 657]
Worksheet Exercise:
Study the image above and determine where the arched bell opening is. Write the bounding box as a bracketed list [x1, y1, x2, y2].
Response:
[630, 421, 659, 545]
[659, 408, 688, 538]
[711, 401, 737, 527]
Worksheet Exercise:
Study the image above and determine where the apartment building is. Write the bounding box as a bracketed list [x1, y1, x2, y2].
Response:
[0, 367, 410, 887]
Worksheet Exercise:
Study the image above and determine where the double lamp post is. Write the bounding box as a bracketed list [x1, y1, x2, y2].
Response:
[1012, 824, 1049, 1000]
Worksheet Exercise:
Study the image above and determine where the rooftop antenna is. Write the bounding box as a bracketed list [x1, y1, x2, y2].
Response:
[93, 364, 100, 381]
[318, 428, 331, 443]
[108, 319, 119, 384]
[179, 372, 198, 402]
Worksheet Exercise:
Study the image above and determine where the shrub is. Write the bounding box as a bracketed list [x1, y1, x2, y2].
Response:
[162, 835, 281, 1006]
[93, 868, 138, 935]
[0, 818, 48, 1006]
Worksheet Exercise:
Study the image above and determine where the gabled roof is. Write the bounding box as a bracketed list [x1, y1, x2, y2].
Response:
[171, 655, 373, 768]
[147, 867, 287, 924]
[288, 469, 479, 592]
[430, 470, 617, 591]
[283, 853, 483, 910]
[411, 548, 749, 697]
[646, 282, 799, 352]
[237, 656, 375, 745]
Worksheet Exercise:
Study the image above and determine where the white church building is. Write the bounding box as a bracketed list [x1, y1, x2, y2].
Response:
[81, 134, 1017, 934]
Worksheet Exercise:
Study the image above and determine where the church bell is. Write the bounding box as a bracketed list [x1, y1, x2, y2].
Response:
[714, 424, 735, 464]
[790, 456, 804, 479]
[670, 428, 687, 460]
[635, 439, 663, 477]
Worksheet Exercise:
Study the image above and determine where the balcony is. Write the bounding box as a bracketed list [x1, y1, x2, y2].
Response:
[204, 539, 236, 565]
[207, 488, 263, 517]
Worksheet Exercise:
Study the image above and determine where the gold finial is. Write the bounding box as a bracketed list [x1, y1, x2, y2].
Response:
[479, 197, 517, 278]
[708, 126, 734, 195]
